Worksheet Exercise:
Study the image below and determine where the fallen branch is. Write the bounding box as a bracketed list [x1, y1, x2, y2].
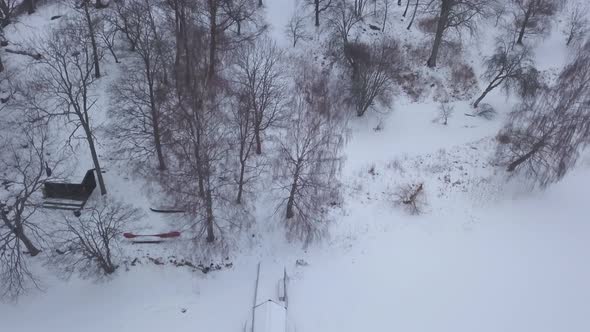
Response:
[5, 48, 42, 60]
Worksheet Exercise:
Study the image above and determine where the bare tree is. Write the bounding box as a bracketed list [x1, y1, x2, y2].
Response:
[97, 11, 120, 64]
[202, 0, 265, 88]
[233, 36, 285, 155]
[473, 39, 539, 108]
[222, 0, 259, 36]
[0, 124, 55, 299]
[329, 0, 363, 46]
[0, 0, 18, 27]
[285, 5, 311, 47]
[163, 0, 222, 244]
[511, 0, 561, 45]
[69, 0, 103, 78]
[343, 38, 402, 116]
[496, 42, 590, 187]
[563, 2, 589, 47]
[166, 93, 231, 243]
[434, 102, 454, 125]
[306, 0, 333, 27]
[53, 197, 142, 276]
[30, 21, 108, 195]
[353, 0, 367, 17]
[426, 0, 493, 68]
[110, 0, 172, 171]
[228, 91, 257, 204]
[275, 82, 344, 244]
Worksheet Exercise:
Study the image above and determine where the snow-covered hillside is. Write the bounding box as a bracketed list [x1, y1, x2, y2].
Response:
[1, 0, 589, 331]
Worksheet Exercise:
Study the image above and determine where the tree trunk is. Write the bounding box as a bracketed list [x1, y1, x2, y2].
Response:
[152, 120, 166, 171]
[1, 212, 41, 257]
[507, 142, 542, 172]
[427, 0, 450, 68]
[403, 0, 410, 17]
[98, 255, 116, 274]
[382, 1, 389, 31]
[473, 77, 503, 108]
[146, 68, 167, 171]
[0, 54, 4, 73]
[315, 0, 320, 27]
[407, 0, 419, 30]
[258, 0, 262, 6]
[83, 2, 101, 78]
[255, 127, 262, 155]
[236, 159, 246, 203]
[205, 184, 215, 243]
[26, 0, 35, 14]
[286, 162, 301, 219]
[85, 128, 107, 195]
[207, 0, 217, 83]
[15, 226, 40, 256]
[517, 5, 532, 45]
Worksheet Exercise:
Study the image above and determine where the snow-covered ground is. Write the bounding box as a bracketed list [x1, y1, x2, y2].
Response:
[1, 1, 589, 332]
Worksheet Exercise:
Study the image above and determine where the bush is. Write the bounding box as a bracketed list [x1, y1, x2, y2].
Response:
[449, 63, 478, 98]
[418, 17, 438, 34]
[474, 103, 497, 120]
[394, 183, 426, 215]
[52, 198, 143, 277]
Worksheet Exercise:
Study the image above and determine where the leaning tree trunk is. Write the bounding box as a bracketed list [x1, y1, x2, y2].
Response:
[507, 142, 543, 172]
[473, 75, 504, 108]
[1, 213, 41, 257]
[16, 228, 41, 256]
[84, 126, 107, 195]
[14, 218, 40, 256]
[427, 0, 451, 68]
[83, 2, 101, 78]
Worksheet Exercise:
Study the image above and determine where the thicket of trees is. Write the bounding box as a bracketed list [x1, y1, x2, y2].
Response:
[496, 41, 590, 187]
[0, 0, 589, 301]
